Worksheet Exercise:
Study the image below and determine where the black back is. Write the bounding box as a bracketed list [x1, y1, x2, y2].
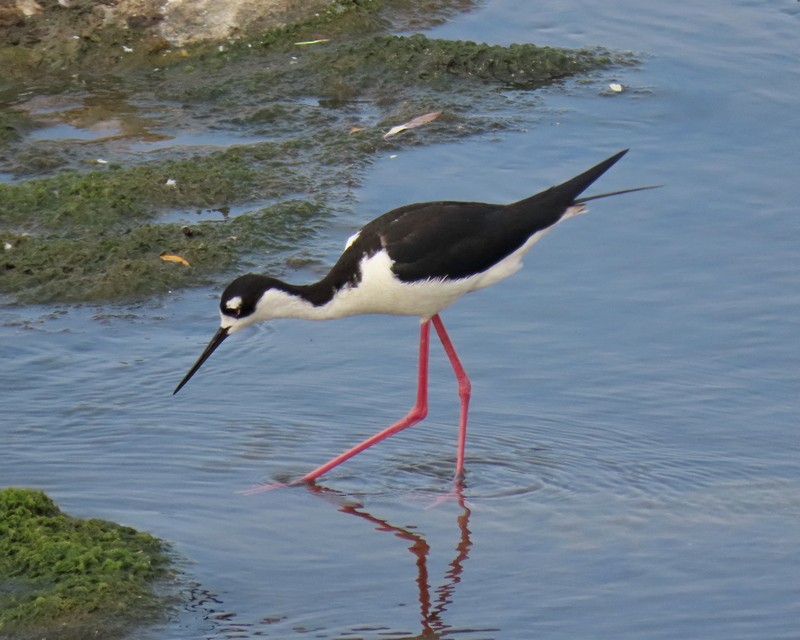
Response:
[298, 150, 629, 304]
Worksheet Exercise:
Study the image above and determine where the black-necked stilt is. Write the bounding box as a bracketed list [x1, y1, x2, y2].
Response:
[175, 149, 654, 484]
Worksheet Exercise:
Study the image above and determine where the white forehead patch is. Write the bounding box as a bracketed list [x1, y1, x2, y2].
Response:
[225, 295, 243, 311]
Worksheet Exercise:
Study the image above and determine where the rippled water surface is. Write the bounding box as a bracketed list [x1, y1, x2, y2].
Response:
[3, 1, 800, 638]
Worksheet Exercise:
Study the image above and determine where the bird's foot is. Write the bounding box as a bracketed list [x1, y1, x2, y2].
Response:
[238, 475, 323, 495]
[425, 476, 467, 509]
[237, 480, 291, 495]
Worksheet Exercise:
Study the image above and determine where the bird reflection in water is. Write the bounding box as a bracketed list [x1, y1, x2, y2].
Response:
[182, 482, 492, 638]
[304, 481, 486, 638]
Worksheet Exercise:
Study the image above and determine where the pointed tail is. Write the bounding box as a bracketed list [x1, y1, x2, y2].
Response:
[507, 149, 658, 217]
[509, 149, 631, 212]
[554, 148, 631, 200]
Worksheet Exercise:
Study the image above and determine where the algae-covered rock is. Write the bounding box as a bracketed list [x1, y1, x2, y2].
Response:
[0, 195, 325, 303]
[310, 34, 616, 90]
[0, 487, 172, 640]
[0, 132, 336, 303]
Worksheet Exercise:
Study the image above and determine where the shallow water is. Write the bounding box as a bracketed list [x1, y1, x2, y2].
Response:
[3, 1, 800, 638]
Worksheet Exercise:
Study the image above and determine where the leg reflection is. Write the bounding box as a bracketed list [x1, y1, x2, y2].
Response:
[305, 483, 472, 637]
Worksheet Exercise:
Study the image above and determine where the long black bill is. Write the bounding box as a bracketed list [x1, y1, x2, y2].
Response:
[174, 326, 230, 395]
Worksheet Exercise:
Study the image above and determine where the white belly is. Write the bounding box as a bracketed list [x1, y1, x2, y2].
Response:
[331, 251, 484, 318]
[324, 241, 533, 320]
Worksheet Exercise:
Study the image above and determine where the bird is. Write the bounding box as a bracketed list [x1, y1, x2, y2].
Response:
[174, 149, 654, 485]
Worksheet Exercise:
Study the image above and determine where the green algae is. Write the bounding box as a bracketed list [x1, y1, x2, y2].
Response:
[205, 33, 627, 109]
[0, 487, 172, 640]
[0, 136, 342, 303]
[1, 199, 326, 303]
[306, 34, 618, 92]
[0, 153, 266, 231]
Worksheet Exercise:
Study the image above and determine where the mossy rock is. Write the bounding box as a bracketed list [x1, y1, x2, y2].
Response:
[0, 487, 173, 640]
[312, 34, 616, 90]
[0, 198, 325, 303]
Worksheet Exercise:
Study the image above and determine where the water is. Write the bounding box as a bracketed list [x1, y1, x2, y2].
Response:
[3, 1, 800, 638]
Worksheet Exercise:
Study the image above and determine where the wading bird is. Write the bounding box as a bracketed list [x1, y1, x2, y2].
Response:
[175, 149, 653, 484]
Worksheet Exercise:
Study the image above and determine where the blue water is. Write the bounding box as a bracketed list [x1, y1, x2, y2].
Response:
[3, 1, 799, 638]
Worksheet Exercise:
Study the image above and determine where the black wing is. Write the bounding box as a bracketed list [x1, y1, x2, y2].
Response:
[369, 200, 514, 281]
[379, 149, 631, 282]
[319, 149, 630, 292]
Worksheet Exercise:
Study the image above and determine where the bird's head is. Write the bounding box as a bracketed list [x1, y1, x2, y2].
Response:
[173, 274, 280, 394]
[218, 273, 280, 334]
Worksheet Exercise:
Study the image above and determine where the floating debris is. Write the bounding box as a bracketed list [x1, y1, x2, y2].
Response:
[383, 110, 443, 140]
[295, 39, 330, 46]
[160, 254, 191, 266]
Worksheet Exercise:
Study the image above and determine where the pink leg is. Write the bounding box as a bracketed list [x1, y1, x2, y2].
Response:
[298, 319, 432, 484]
[430, 314, 471, 480]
